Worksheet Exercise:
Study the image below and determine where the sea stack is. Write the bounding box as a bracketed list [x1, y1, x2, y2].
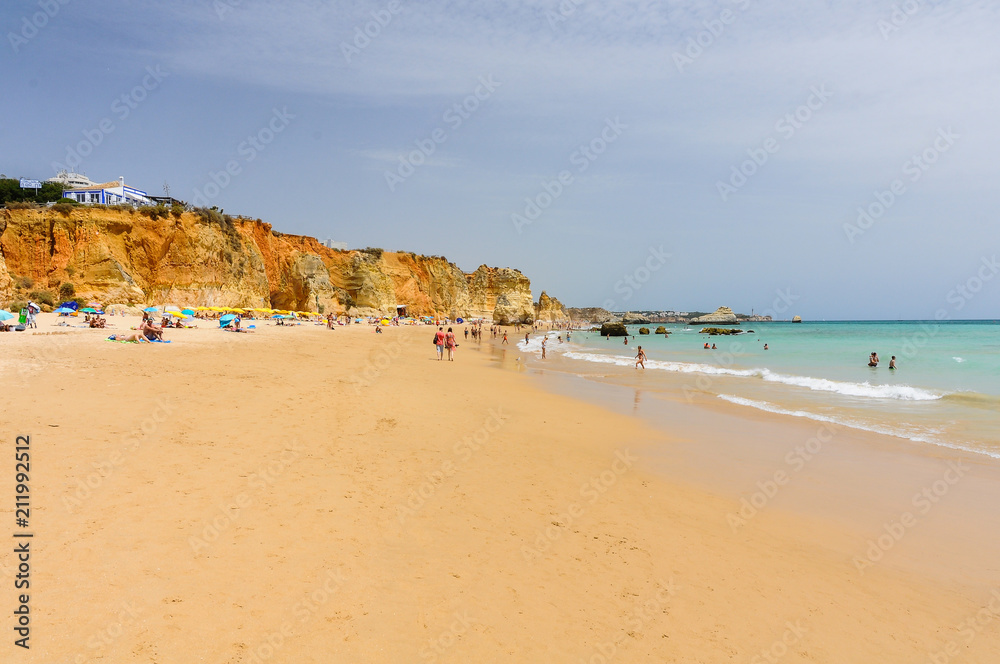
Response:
[599, 322, 628, 337]
[688, 306, 739, 325]
[792, 315, 802, 323]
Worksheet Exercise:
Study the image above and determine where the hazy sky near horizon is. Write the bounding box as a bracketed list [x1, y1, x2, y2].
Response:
[3, 0, 999, 319]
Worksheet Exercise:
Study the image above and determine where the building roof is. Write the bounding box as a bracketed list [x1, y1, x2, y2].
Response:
[67, 181, 123, 191]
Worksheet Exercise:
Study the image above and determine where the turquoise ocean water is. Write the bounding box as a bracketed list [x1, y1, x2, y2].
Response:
[520, 321, 1000, 458]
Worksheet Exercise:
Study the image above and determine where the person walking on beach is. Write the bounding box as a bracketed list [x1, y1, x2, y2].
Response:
[541, 337, 547, 359]
[524, 332, 529, 344]
[502, 332, 508, 344]
[445, 327, 457, 361]
[434, 326, 446, 360]
[464, 328, 469, 340]
[635, 346, 646, 369]
[26, 301, 39, 329]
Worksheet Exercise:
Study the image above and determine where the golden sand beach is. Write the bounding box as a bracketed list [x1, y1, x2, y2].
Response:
[2, 315, 999, 662]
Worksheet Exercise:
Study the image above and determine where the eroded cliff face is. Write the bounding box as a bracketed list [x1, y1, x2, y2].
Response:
[0, 207, 551, 322]
[467, 265, 534, 324]
[0, 215, 12, 301]
[534, 291, 568, 322]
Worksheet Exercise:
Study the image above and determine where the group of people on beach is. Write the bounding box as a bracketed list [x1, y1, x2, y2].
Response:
[868, 352, 897, 369]
[106, 312, 164, 343]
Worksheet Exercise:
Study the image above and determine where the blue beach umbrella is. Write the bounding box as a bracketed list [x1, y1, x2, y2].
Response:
[143, 307, 159, 313]
[54, 307, 75, 314]
[0, 310, 14, 321]
[181, 309, 195, 316]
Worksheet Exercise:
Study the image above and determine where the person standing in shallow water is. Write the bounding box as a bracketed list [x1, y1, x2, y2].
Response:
[635, 345, 646, 369]
[445, 327, 457, 361]
[502, 332, 509, 344]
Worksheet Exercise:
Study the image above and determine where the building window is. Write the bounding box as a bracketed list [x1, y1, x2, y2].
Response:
[90, 193, 100, 203]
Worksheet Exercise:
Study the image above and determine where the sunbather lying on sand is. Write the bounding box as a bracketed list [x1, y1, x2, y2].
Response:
[108, 332, 149, 343]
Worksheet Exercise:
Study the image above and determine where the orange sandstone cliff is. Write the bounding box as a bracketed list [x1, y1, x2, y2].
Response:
[0, 207, 542, 322]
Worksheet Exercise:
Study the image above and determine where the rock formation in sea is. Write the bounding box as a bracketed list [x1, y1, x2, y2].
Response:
[688, 306, 739, 325]
[699, 327, 743, 335]
[0, 206, 552, 322]
[599, 322, 628, 337]
[566, 307, 615, 323]
[621, 312, 651, 324]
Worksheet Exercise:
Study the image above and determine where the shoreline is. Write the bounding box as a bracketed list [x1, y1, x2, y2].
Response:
[2, 321, 999, 661]
[507, 352, 1000, 590]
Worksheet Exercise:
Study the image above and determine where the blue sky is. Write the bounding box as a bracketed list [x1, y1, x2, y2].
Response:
[3, 0, 999, 319]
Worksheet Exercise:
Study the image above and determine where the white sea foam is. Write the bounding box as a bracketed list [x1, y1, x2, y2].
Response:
[953, 356, 965, 363]
[757, 370, 942, 401]
[717, 394, 1000, 460]
[557, 350, 944, 401]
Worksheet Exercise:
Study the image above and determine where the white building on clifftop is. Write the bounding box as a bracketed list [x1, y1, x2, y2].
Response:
[62, 177, 152, 207]
[47, 170, 98, 188]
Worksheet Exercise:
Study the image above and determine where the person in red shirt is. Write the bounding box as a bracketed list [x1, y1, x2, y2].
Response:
[434, 327, 446, 360]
